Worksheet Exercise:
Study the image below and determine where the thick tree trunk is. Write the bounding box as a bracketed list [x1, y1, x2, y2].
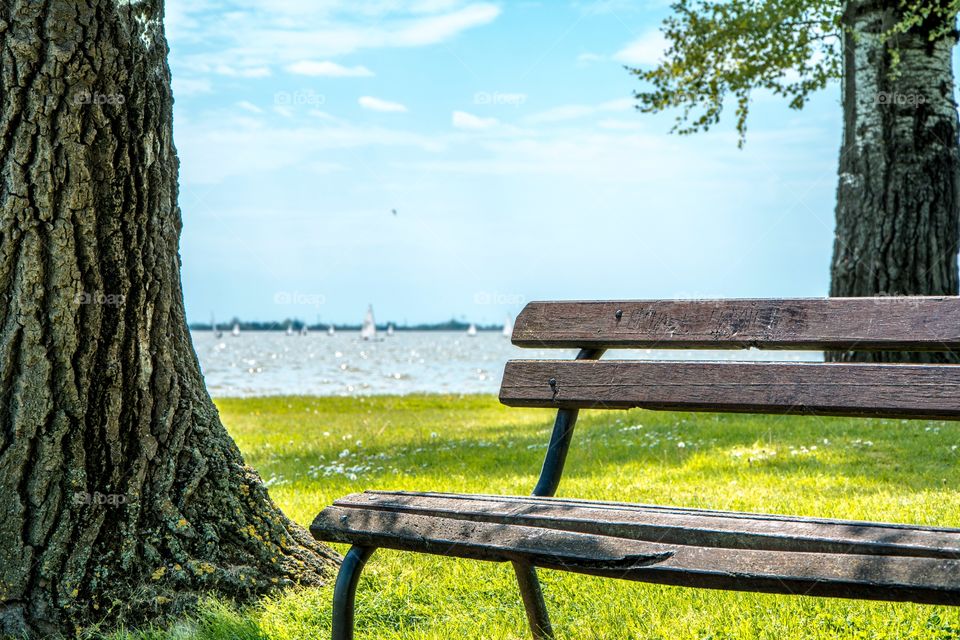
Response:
[830, 0, 960, 362]
[0, 2, 336, 637]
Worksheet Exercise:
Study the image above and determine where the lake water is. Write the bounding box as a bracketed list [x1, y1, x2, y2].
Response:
[191, 330, 822, 397]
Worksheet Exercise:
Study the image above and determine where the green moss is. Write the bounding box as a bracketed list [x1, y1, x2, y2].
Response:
[110, 394, 960, 640]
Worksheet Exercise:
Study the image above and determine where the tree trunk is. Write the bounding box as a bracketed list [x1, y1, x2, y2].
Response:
[830, 0, 960, 362]
[0, 2, 337, 637]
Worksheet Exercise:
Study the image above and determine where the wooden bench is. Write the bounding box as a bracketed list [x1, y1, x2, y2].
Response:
[311, 297, 960, 639]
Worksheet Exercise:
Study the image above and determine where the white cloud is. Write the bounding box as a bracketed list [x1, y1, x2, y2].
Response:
[359, 96, 409, 113]
[168, 2, 501, 72]
[526, 98, 633, 124]
[572, 0, 655, 15]
[596, 118, 644, 130]
[176, 115, 445, 183]
[403, 126, 822, 186]
[388, 3, 499, 47]
[613, 30, 668, 66]
[286, 60, 374, 77]
[215, 64, 272, 77]
[308, 110, 343, 122]
[237, 100, 263, 114]
[306, 161, 346, 174]
[172, 77, 212, 96]
[452, 110, 498, 130]
[576, 52, 604, 65]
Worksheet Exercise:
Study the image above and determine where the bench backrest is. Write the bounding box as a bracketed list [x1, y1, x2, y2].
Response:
[499, 298, 960, 420]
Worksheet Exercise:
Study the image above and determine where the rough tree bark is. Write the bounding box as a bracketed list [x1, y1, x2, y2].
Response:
[0, 2, 337, 637]
[830, 0, 960, 362]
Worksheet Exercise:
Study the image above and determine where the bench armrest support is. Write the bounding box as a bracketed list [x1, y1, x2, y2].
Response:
[532, 348, 605, 497]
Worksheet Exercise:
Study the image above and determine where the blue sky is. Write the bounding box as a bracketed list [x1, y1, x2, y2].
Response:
[167, 0, 845, 326]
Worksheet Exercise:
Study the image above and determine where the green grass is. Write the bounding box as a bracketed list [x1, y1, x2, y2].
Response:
[116, 394, 960, 639]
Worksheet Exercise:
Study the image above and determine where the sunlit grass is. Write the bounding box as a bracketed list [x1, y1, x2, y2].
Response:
[116, 394, 960, 639]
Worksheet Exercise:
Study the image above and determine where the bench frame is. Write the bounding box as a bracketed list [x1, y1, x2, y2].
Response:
[331, 346, 604, 640]
[323, 297, 960, 639]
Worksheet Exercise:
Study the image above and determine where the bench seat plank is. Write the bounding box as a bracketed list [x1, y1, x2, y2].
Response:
[335, 491, 960, 559]
[313, 491, 960, 605]
[500, 360, 960, 419]
[311, 506, 673, 572]
[512, 298, 960, 350]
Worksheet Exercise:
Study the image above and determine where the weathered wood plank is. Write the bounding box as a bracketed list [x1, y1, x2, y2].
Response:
[364, 491, 960, 532]
[512, 298, 960, 350]
[499, 360, 960, 419]
[334, 491, 960, 558]
[312, 497, 960, 605]
[621, 544, 960, 605]
[310, 507, 673, 571]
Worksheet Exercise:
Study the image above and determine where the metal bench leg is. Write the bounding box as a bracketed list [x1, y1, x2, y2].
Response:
[332, 546, 375, 640]
[513, 561, 554, 639]
[514, 348, 605, 639]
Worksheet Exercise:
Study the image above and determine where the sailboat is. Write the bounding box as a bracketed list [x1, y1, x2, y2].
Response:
[466, 323, 478, 337]
[285, 323, 294, 336]
[502, 315, 513, 338]
[327, 325, 336, 336]
[386, 324, 395, 337]
[231, 323, 240, 337]
[300, 325, 309, 336]
[361, 305, 377, 341]
[211, 313, 223, 339]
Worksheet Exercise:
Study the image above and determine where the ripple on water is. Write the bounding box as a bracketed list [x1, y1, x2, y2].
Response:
[191, 330, 822, 398]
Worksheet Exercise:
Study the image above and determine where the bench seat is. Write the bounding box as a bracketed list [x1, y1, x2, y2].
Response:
[312, 490, 960, 605]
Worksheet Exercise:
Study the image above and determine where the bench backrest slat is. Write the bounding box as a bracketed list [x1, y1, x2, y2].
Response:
[499, 360, 960, 420]
[511, 298, 960, 351]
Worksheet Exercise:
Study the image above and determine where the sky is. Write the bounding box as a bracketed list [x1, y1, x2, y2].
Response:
[167, 0, 847, 327]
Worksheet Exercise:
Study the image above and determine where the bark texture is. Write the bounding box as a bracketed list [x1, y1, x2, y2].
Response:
[0, 2, 337, 637]
[830, 0, 960, 362]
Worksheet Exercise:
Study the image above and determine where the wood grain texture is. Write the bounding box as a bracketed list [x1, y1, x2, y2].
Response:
[314, 491, 960, 605]
[335, 491, 960, 558]
[499, 360, 960, 419]
[310, 507, 673, 572]
[511, 298, 960, 350]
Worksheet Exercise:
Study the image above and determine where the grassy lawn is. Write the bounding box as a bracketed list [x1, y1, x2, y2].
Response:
[119, 394, 960, 639]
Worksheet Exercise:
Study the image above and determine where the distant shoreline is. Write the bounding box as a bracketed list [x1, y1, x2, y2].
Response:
[190, 320, 506, 332]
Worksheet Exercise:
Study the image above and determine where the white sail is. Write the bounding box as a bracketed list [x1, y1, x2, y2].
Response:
[231, 323, 240, 337]
[300, 325, 309, 336]
[502, 315, 513, 338]
[386, 324, 395, 337]
[285, 324, 294, 336]
[466, 323, 477, 337]
[361, 305, 377, 340]
[327, 325, 336, 336]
